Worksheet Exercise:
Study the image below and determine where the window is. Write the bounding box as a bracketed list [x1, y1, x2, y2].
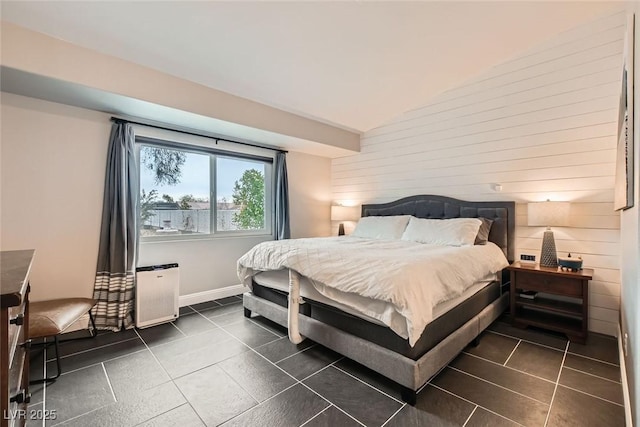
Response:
[138, 140, 272, 239]
[217, 156, 267, 231]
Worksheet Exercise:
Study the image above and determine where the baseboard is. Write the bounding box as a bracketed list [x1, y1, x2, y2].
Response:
[179, 284, 248, 307]
[618, 323, 633, 427]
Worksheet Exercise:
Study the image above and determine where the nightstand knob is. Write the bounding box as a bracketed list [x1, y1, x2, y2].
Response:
[9, 314, 24, 326]
[10, 390, 31, 404]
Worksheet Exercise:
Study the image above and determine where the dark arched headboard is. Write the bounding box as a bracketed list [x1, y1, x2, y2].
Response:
[361, 195, 515, 262]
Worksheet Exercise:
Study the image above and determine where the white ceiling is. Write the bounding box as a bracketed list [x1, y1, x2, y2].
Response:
[0, 1, 621, 133]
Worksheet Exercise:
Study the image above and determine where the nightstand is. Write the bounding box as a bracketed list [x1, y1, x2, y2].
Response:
[508, 261, 593, 344]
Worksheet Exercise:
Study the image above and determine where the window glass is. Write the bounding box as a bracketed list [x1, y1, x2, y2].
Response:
[217, 157, 266, 231]
[139, 146, 210, 237]
[138, 141, 272, 240]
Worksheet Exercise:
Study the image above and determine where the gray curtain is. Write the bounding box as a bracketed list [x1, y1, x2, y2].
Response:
[274, 152, 290, 240]
[92, 123, 138, 331]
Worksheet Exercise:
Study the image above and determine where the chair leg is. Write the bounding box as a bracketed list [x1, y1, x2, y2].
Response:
[29, 339, 47, 385]
[29, 336, 61, 384]
[50, 335, 61, 380]
[89, 311, 98, 338]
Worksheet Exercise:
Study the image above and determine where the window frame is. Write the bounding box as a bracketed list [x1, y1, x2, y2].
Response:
[136, 135, 274, 242]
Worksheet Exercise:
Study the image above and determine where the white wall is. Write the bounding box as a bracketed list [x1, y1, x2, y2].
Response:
[1, 93, 332, 301]
[1, 93, 109, 301]
[332, 11, 625, 337]
[137, 236, 272, 297]
[619, 4, 639, 425]
[288, 151, 332, 238]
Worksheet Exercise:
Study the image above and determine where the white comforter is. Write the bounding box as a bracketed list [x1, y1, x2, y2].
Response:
[237, 237, 508, 346]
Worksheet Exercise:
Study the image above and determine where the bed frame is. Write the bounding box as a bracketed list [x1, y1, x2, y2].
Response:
[243, 195, 515, 404]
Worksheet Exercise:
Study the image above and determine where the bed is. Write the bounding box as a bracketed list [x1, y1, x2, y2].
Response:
[238, 195, 515, 404]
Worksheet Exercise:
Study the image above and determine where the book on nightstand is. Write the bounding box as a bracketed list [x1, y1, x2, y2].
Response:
[519, 291, 538, 300]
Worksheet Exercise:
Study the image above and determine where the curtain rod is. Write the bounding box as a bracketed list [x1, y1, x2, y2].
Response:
[110, 117, 288, 154]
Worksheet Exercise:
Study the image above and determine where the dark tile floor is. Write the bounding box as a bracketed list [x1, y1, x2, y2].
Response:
[26, 296, 625, 427]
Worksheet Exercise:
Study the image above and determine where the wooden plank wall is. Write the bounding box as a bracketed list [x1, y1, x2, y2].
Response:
[332, 11, 625, 336]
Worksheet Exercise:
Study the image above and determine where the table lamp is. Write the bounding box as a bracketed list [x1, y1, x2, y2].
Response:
[331, 205, 360, 236]
[527, 200, 570, 268]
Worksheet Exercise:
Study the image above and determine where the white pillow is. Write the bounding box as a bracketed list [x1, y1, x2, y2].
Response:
[351, 215, 411, 240]
[401, 217, 482, 246]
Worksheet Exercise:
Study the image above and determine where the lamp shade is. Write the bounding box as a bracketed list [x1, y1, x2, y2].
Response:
[331, 205, 360, 221]
[528, 201, 570, 227]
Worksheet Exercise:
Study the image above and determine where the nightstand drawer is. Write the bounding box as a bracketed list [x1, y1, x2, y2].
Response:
[515, 272, 582, 297]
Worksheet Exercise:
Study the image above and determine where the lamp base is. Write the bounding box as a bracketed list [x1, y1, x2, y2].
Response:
[540, 229, 558, 268]
[338, 223, 345, 236]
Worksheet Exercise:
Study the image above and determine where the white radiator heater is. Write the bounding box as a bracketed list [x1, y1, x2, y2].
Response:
[135, 263, 180, 328]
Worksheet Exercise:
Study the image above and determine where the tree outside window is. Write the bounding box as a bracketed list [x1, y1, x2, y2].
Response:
[232, 169, 265, 229]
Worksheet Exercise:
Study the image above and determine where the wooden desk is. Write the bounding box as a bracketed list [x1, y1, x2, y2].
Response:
[1, 250, 34, 427]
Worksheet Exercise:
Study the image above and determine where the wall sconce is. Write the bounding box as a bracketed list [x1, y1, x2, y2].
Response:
[528, 200, 570, 268]
[331, 205, 360, 236]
